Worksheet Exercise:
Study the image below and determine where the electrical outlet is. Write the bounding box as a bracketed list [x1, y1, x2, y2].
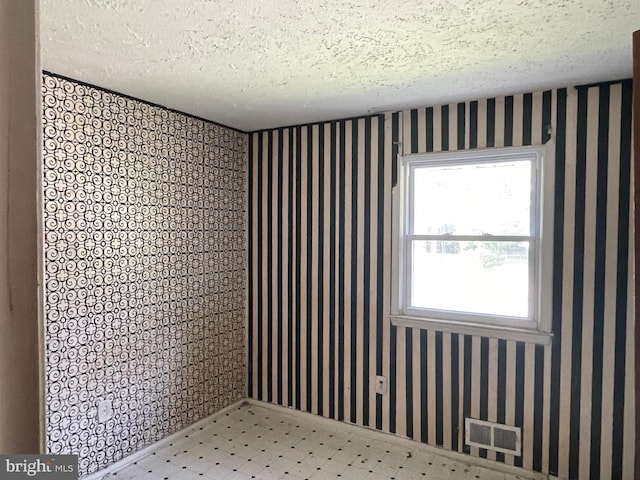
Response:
[375, 375, 388, 395]
[97, 399, 113, 423]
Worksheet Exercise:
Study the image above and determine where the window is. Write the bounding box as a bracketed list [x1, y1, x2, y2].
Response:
[392, 146, 553, 338]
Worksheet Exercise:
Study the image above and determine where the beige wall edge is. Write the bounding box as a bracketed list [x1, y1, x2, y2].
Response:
[0, 0, 43, 453]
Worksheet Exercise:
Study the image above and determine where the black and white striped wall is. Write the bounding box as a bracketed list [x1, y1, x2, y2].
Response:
[247, 81, 635, 479]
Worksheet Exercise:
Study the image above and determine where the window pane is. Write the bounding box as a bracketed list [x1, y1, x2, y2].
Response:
[410, 240, 529, 318]
[412, 160, 532, 236]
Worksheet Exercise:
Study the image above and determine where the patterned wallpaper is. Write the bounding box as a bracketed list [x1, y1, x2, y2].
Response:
[42, 73, 247, 477]
[248, 83, 635, 479]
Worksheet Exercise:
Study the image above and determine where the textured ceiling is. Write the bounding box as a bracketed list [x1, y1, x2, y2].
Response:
[41, 0, 639, 131]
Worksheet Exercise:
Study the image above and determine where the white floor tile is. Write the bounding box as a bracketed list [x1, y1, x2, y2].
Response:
[106, 403, 531, 480]
[202, 463, 234, 479]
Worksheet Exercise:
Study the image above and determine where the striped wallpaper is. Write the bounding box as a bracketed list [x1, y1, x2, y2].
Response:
[247, 81, 635, 479]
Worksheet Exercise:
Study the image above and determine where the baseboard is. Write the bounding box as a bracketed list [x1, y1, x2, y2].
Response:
[81, 399, 248, 480]
[246, 399, 552, 480]
[82, 397, 557, 480]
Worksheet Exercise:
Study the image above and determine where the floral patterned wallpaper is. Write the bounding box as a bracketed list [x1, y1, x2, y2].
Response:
[42, 73, 247, 476]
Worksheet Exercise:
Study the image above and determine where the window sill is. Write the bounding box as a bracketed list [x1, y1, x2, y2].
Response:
[389, 315, 553, 346]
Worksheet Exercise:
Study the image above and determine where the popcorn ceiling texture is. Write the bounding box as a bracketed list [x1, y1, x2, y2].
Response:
[40, 0, 639, 130]
[42, 73, 247, 477]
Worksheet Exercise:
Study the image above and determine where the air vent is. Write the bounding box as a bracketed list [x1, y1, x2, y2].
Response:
[465, 418, 521, 456]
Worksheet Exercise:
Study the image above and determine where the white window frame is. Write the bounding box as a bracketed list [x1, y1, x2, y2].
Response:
[391, 145, 554, 345]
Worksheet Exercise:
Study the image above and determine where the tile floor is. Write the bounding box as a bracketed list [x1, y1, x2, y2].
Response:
[108, 402, 527, 480]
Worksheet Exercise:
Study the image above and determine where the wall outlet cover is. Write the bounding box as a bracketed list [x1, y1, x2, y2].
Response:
[97, 400, 113, 423]
[375, 375, 388, 395]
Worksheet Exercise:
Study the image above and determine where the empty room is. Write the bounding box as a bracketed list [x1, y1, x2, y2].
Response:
[1, 1, 639, 479]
